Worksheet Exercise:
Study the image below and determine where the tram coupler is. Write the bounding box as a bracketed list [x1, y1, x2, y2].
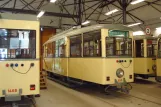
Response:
[115, 78, 132, 94]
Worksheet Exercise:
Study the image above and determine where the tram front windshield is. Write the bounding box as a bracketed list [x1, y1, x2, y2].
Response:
[106, 37, 132, 57]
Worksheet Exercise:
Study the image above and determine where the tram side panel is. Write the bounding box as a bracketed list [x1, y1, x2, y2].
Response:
[44, 58, 53, 72]
[68, 58, 104, 84]
[134, 58, 155, 74]
[52, 58, 68, 76]
[68, 58, 133, 85]
[156, 59, 161, 82]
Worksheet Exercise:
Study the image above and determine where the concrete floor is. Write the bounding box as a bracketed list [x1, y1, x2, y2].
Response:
[35, 78, 161, 107]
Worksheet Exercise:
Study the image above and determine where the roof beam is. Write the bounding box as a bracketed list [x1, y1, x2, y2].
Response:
[99, 0, 117, 8]
[63, 0, 100, 6]
[0, 8, 79, 18]
[21, 0, 36, 10]
[100, 0, 160, 22]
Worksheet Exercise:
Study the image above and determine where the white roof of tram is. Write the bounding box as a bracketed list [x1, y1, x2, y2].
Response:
[43, 24, 132, 45]
[133, 35, 158, 40]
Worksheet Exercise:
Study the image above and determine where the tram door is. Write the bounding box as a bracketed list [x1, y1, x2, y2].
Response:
[135, 40, 143, 57]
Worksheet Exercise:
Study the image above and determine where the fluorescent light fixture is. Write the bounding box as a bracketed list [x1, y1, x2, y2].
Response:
[37, 11, 45, 18]
[133, 31, 145, 36]
[156, 27, 161, 30]
[127, 23, 141, 27]
[131, 0, 145, 5]
[105, 9, 119, 16]
[50, 0, 57, 3]
[82, 20, 90, 25]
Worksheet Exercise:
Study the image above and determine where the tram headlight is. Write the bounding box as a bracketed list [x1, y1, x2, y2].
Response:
[116, 68, 124, 78]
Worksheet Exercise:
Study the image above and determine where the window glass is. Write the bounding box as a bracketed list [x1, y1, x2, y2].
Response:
[135, 40, 144, 57]
[46, 42, 53, 58]
[54, 39, 65, 57]
[70, 35, 82, 57]
[0, 29, 36, 59]
[83, 31, 101, 57]
[147, 39, 157, 57]
[106, 37, 132, 57]
[158, 39, 161, 57]
[135, 39, 157, 57]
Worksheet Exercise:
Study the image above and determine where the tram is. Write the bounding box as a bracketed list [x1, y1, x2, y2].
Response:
[43, 24, 134, 93]
[0, 16, 40, 101]
[156, 34, 161, 82]
[133, 36, 157, 79]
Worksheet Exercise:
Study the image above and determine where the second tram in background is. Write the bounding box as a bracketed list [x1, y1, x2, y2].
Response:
[156, 34, 161, 82]
[43, 24, 134, 93]
[133, 36, 157, 79]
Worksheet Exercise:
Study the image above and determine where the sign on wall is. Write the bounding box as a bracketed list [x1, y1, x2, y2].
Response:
[145, 27, 151, 35]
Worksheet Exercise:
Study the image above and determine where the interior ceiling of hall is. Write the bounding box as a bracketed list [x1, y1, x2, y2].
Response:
[0, 0, 161, 32]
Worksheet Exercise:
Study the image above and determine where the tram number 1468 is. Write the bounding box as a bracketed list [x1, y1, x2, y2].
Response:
[8, 89, 17, 93]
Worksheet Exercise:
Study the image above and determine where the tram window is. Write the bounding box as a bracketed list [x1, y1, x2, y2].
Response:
[44, 45, 47, 57]
[158, 39, 161, 57]
[0, 29, 36, 59]
[106, 37, 132, 57]
[70, 35, 82, 57]
[54, 39, 65, 57]
[46, 43, 53, 58]
[147, 40, 157, 57]
[135, 40, 144, 57]
[83, 31, 101, 57]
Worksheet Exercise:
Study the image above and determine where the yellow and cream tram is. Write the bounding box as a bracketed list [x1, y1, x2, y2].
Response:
[0, 15, 40, 101]
[43, 24, 134, 93]
[156, 34, 161, 82]
[133, 36, 157, 79]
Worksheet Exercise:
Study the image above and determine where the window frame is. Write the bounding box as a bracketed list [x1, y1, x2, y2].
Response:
[83, 30, 101, 57]
[106, 37, 132, 57]
[69, 34, 82, 57]
[157, 38, 161, 58]
[0, 28, 36, 59]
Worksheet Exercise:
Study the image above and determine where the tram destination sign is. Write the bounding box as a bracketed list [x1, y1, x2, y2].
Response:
[109, 30, 129, 37]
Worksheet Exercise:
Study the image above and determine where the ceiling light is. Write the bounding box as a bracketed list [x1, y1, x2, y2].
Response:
[127, 23, 141, 27]
[133, 31, 145, 36]
[82, 21, 90, 25]
[37, 11, 45, 18]
[131, 0, 145, 5]
[50, 0, 57, 3]
[156, 27, 161, 30]
[105, 9, 119, 16]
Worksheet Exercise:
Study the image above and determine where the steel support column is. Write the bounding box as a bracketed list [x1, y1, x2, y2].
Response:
[122, 0, 127, 24]
[78, 0, 82, 25]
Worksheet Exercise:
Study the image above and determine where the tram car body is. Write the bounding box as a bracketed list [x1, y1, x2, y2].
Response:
[156, 34, 161, 82]
[0, 16, 40, 101]
[133, 36, 157, 79]
[43, 24, 134, 92]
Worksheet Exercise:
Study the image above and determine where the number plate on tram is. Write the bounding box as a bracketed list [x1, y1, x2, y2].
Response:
[8, 89, 17, 93]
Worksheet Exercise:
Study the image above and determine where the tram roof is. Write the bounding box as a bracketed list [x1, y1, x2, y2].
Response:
[44, 24, 132, 45]
[133, 35, 157, 40]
